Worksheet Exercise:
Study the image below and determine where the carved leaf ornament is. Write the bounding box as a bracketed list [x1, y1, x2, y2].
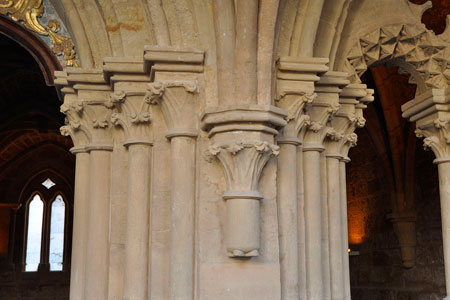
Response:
[415, 118, 450, 159]
[0, 0, 78, 66]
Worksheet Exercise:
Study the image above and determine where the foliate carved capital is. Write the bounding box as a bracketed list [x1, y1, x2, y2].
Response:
[206, 141, 280, 192]
[277, 92, 316, 122]
[302, 103, 338, 147]
[145, 81, 199, 138]
[60, 102, 87, 147]
[325, 128, 345, 141]
[415, 117, 450, 161]
[106, 90, 153, 143]
[276, 92, 315, 142]
[60, 100, 113, 148]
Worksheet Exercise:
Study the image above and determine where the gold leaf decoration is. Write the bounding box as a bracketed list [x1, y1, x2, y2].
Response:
[0, 0, 78, 67]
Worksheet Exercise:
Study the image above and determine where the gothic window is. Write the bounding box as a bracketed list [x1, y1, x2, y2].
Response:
[24, 194, 44, 272]
[49, 195, 65, 271]
[23, 179, 69, 272]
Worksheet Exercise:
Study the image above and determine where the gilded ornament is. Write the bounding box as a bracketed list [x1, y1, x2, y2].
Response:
[0, 0, 78, 66]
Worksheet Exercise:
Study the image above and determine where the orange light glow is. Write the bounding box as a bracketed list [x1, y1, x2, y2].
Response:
[347, 196, 369, 245]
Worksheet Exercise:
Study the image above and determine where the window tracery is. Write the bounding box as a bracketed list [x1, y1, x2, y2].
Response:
[23, 179, 68, 272]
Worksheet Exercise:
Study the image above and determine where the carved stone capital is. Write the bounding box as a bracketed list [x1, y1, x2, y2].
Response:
[302, 72, 350, 150]
[56, 68, 114, 151]
[325, 84, 373, 157]
[206, 141, 280, 192]
[202, 105, 286, 257]
[415, 118, 450, 162]
[402, 88, 450, 163]
[106, 90, 153, 146]
[276, 56, 330, 145]
[60, 99, 113, 150]
[275, 92, 315, 144]
[146, 81, 199, 139]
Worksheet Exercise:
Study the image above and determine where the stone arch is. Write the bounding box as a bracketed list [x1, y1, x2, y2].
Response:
[344, 23, 449, 90]
[0, 15, 61, 85]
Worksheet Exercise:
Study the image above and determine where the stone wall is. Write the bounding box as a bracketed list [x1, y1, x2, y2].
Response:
[347, 129, 445, 300]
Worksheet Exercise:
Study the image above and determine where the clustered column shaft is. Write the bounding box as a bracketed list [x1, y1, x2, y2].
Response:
[438, 161, 450, 298]
[69, 148, 90, 300]
[146, 81, 199, 300]
[123, 142, 152, 300]
[84, 147, 112, 300]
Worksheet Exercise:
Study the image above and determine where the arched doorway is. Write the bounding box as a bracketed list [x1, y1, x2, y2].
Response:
[0, 22, 74, 300]
[346, 65, 445, 299]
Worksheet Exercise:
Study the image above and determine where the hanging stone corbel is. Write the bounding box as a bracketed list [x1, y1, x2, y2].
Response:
[202, 105, 287, 257]
[206, 140, 280, 257]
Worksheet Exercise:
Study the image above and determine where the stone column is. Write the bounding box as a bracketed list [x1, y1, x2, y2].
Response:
[69, 147, 90, 300]
[60, 102, 91, 300]
[275, 56, 329, 300]
[83, 105, 113, 300]
[203, 105, 287, 257]
[61, 90, 114, 300]
[57, 69, 114, 300]
[339, 158, 351, 300]
[85, 145, 112, 300]
[402, 88, 450, 299]
[301, 71, 345, 300]
[106, 90, 153, 300]
[146, 81, 199, 300]
[336, 85, 373, 300]
[276, 90, 314, 300]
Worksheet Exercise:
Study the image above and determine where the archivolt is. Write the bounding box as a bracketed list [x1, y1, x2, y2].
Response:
[344, 23, 450, 89]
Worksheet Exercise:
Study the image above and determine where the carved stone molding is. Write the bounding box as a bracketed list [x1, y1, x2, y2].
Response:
[145, 81, 199, 139]
[346, 23, 450, 88]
